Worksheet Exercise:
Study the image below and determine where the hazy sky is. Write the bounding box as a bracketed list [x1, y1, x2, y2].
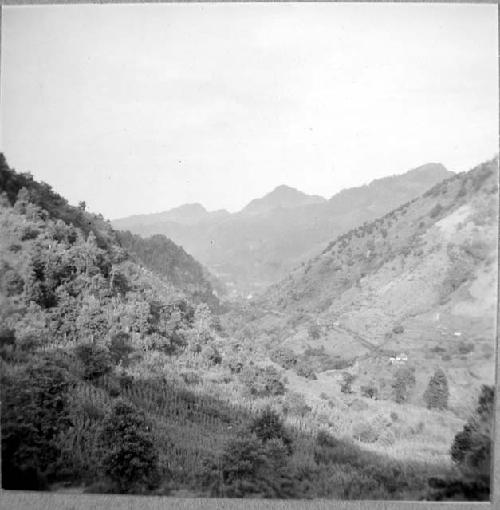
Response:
[1, 3, 498, 219]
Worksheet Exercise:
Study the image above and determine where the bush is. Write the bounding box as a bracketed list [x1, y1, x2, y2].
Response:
[75, 343, 113, 381]
[181, 370, 201, 385]
[391, 366, 415, 404]
[98, 400, 161, 494]
[429, 203, 443, 219]
[458, 342, 474, 355]
[270, 347, 297, 369]
[215, 434, 298, 498]
[283, 391, 311, 417]
[1, 356, 74, 489]
[316, 430, 338, 448]
[248, 407, 293, 455]
[1, 268, 24, 296]
[360, 385, 378, 399]
[202, 344, 222, 365]
[352, 422, 378, 443]
[341, 372, 355, 394]
[240, 365, 286, 397]
[296, 362, 317, 380]
[108, 332, 133, 366]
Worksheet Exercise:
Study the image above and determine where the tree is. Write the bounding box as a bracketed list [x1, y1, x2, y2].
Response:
[360, 385, 378, 399]
[423, 369, 449, 410]
[108, 332, 133, 367]
[75, 343, 112, 380]
[248, 407, 293, 454]
[451, 385, 493, 478]
[98, 400, 160, 493]
[427, 385, 494, 501]
[340, 372, 355, 394]
[1, 355, 74, 489]
[391, 366, 415, 404]
[214, 433, 298, 498]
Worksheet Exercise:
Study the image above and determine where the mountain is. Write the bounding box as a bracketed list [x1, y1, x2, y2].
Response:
[252, 156, 498, 416]
[112, 163, 453, 296]
[0, 153, 493, 500]
[112, 203, 230, 230]
[241, 185, 326, 216]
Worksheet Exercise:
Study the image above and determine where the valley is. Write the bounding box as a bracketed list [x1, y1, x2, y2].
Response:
[113, 163, 452, 297]
[0, 154, 497, 500]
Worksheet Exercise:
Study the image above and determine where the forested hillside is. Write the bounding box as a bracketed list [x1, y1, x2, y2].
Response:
[116, 231, 224, 310]
[0, 155, 494, 500]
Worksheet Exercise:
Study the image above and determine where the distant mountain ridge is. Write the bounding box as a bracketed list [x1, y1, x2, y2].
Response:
[113, 203, 230, 230]
[112, 162, 453, 296]
[241, 185, 326, 216]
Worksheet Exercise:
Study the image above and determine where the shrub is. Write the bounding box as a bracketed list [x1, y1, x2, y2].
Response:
[458, 342, 474, 355]
[341, 372, 355, 394]
[360, 385, 378, 399]
[352, 422, 378, 443]
[98, 400, 161, 494]
[216, 434, 298, 498]
[8, 243, 22, 253]
[391, 366, 415, 404]
[429, 203, 443, 219]
[248, 408, 293, 455]
[316, 430, 338, 448]
[108, 332, 133, 366]
[1, 268, 24, 296]
[1, 356, 74, 489]
[181, 370, 201, 385]
[283, 391, 311, 417]
[240, 366, 286, 397]
[75, 343, 113, 381]
[202, 344, 222, 365]
[224, 356, 244, 374]
[431, 346, 446, 353]
[270, 347, 297, 369]
[296, 363, 317, 380]
[423, 368, 449, 410]
[20, 225, 41, 240]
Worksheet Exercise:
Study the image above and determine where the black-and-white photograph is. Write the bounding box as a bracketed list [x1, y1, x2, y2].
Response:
[0, 2, 498, 504]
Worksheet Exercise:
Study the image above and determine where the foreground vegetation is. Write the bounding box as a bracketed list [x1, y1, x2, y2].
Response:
[0, 154, 494, 500]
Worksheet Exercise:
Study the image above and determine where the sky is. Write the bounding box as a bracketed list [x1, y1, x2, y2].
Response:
[1, 3, 498, 219]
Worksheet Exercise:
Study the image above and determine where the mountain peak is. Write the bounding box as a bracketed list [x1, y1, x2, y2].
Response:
[242, 185, 326, 215]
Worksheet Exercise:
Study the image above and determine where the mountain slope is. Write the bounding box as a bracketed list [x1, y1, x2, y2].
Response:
[112, 163, 453, 296]
[0, 154, 221, 309]
[258, 156, 498, 415]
